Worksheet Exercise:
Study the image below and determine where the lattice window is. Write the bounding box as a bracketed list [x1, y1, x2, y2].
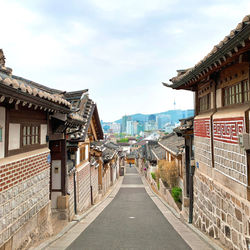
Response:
[0, 127, 2, 142]
[80, 146, 85, 162]
[223, 80, 250, 106]
[22, 125, 40, 147]
[199, 94, 210, 112]
[243, 80, 250, 103]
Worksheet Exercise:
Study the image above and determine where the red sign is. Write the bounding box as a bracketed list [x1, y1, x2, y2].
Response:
[194, 118, 210, 138]
[213, 117, 244, 144]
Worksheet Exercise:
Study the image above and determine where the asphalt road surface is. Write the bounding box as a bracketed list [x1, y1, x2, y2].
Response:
[67, 166, 191, 250]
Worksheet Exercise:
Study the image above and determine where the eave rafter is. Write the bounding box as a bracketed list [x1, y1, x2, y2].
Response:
[0, 84, 70, 113]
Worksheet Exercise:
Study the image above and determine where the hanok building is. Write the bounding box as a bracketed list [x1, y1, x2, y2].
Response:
[64, 90, 103, 219]
[90, 141, 121, 194]
[174, 117, 194, 221]
[158, 133, 184, 177]
[0, 50, 72, 249]
[163, 15, 250, 249]
[144, 141, 158, 176]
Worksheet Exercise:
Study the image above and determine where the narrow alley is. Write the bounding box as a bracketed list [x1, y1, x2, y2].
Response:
[45, 166, 215, 250]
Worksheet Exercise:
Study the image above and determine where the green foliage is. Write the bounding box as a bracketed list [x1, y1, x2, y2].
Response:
[157, 181, 160, 190]
[151, 172, 156, 180]
[117, 138, 129, 143]
[171, 187, 182, 202]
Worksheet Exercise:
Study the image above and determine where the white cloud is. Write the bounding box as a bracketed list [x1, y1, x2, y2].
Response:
[89, 0, 178, 19]
[200, 2, 250, 21]
[0, 0, 248, 121]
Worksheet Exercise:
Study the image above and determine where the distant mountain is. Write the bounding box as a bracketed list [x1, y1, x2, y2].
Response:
[113, 109, 194, 124]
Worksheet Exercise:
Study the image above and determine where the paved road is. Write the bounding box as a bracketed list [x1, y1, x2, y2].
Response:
[67, 166, 191, 250]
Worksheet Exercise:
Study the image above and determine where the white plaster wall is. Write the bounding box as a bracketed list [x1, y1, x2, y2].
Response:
[51, 191, 62, 209]
[9, 123, 20, 150]
[0, 107, 5, 159]
[40, 124, 47, 144]
[216, 89, 222, 108]
[52, 160, 61, 189]
[210, 92, 214, 109]
[85, 145, 89, 160]
[76, 148, 80, 165]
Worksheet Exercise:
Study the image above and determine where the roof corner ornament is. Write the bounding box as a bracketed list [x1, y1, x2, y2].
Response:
[0, 49, 6, 67]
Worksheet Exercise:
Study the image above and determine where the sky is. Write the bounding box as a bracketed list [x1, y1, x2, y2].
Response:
[0, 0, 249, 121]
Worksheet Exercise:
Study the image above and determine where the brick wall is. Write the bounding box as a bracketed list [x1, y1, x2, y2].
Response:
[90, 166, 98, 202]
[214, 140, 247, 185]
[102, 166, 111, 194]
[68, 174, 75, 221]
[194, 118, 212, 168]
[193, 171, 250, 250]
[0, 150, 51, 248]
[194, 136, 212, 168]
[76, 163, 91, 212]
[0, 152, 49, 192]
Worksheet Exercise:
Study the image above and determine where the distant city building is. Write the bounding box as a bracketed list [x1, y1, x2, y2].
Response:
[109, 123, 121, 133]
[156, 116, 163, 129]
[137, 121, 144, 135]
[121, 115, 132, 133]
[133, 121, 138, 135]
[145, 121, 157, 131]
[126, 120, 136, 135]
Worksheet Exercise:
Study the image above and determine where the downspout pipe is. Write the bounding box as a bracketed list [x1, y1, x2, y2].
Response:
[189, 157, 195, 224]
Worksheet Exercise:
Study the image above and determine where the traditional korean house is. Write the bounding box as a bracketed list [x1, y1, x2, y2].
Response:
[163, 15, 250, 249]
[91, 141, 121, 194]
[64, 90, 103, 219]
[143, 141, 158, 179]
[136, 145, 146, 174]
[158, 133, 185, 187]
[105, 142, 122, 184]
[151, 143, 166, 164]
[0, 50, 71, 249]
[174, 117, 194, 221]
[90, 140, 106, 196]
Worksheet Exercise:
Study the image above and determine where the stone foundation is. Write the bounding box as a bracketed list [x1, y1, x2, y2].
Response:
[90, 166, 99, 202]
[68, 174, 75, 221]
[0, 149, 52, 249]
[0, 201, 52, 250]
[214, 140, 247, 185]
[76, 163, 91, 213]
[194, 136, 212, 168]
[193, 170, 250, 250]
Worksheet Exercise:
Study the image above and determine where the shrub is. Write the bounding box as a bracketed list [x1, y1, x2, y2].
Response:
[171, 187, 182, 202]
[158, 160, 178, 188]
[151, 172, 156, 180]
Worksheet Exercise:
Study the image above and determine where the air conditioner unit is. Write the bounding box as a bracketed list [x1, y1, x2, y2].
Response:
[238, 133, 250, 150]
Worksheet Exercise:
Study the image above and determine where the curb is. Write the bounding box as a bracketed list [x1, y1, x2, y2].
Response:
[35, 177, 123, 250]
[140, 169, 223, 250]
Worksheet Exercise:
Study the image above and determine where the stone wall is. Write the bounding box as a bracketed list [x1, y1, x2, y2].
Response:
[0, 149, 52, 249]
[194, 118, 212, 168]
[214, 140, 247, 185]
[68, 174, 75, 221]
[76, 163, 91, 213]
[193, 170, 250, 250]
[90, 166, 99, 202]
[102, 166, 111, 194]
[194, 136, 212, 168]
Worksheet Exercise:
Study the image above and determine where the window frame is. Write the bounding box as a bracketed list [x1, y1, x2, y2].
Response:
[0, 126, 2, 142]
[198, 93, 210, 113]
[223, 80, 250, 107]
[20, 123, 41, 148]
[79, 145, 86, 163]
[8, 123, 45, 157]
